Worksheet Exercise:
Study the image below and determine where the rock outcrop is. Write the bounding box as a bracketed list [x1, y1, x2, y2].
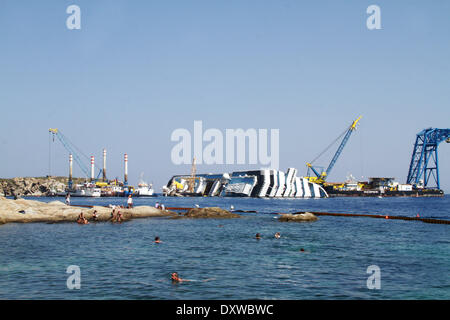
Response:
[175, 207, 240, 219]
[0, 197, 175, 225]
[278, 212, 318, 222]
[0, 177, 71, 197]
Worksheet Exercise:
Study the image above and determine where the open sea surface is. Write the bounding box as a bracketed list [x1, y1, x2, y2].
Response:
[0, 195, 449, 299]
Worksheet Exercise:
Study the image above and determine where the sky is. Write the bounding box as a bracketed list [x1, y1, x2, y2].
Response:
[0, 0, 449, 192]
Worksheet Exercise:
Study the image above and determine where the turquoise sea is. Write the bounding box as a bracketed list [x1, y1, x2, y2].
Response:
[0, 196, 449, 299]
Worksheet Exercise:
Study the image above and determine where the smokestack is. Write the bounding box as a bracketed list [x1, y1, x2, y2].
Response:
[69, 154, 73, 188]
[102, 149, 107, 182]
[124, 153, 128, 186]
[90, 156, 95, 182]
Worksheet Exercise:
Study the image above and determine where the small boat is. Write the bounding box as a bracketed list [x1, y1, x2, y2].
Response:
[70, 183, 101, 197]
[135, 182, 155, 197]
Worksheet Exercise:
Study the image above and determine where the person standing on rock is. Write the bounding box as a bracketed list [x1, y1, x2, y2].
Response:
[127, 195, 133, 208]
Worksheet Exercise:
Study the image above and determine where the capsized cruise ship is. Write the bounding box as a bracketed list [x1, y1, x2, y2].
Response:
[163, 168, 328, 198]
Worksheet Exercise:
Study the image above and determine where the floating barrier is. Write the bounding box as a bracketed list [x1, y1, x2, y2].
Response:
[295, 211, 450, 225]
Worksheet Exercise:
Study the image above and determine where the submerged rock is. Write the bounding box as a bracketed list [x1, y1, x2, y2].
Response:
[278, 212, 318, 222]
[176, 207, 240, 219]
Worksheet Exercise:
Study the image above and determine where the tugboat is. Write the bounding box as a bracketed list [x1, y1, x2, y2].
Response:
[135, 173, 155, 197]
[135, 182, 155, 197]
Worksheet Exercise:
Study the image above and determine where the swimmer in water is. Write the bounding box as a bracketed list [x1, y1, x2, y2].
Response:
[154, 236, 161, 244]
[170, 272, 215, 283]
[255, 233, 261, 240]
[274, 232, 281, 239]
[171, 272, 190, 283]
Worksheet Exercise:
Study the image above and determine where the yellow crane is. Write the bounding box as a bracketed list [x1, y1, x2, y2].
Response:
[306, 116, 362, 185]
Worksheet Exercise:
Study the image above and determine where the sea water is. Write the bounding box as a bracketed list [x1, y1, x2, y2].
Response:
[0, 196, 448, 299]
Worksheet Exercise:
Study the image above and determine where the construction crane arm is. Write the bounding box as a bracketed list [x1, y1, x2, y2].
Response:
[306, 163, 322, 178]
[49, 128, 99, 179]
[306, 116, 362, 184]
[325, 116, 362, 176]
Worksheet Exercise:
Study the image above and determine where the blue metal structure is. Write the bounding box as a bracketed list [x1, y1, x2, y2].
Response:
[406, 128, 450, 189]
[49, 128, 103, 187]
[307, 116, 362, 184]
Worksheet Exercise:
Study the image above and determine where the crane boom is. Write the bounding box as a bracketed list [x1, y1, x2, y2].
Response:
[325, 116, 362, 176]
[306, 116, 362, 184]
[49, 128, 103, 181]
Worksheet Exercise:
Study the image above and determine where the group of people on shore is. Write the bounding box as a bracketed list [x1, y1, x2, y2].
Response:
[77, 208, 126, 224]
[76, 210, 98, 224]
[154, 202, 166, 210]
[110, 208, 124, 223]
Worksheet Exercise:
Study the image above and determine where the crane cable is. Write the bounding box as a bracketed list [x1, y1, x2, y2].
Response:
[57, 131, 103, 171]
[309, 127, 349, 165]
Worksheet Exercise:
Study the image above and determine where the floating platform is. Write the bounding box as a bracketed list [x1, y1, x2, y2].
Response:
[324, 188, 444, 197]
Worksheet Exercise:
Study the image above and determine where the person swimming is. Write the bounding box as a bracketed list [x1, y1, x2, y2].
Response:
[171, 272, 190, 283]
[255, 233, 261, 240]
[154, 236, 161, 244]
[169, 272, 215, 283]
[274, 232, 281, 239]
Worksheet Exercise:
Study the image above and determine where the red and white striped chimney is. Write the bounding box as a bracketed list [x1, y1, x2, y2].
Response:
[124, 153, 128, 185]
[90, 156, 95, 182]
[69, 154, 73, 183]
[102, 149, 107, 182]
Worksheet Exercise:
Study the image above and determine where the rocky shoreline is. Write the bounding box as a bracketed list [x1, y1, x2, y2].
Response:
[0, 197, 175, 225]
[0, 176, 81, 197]
[0, 197, 242, 225]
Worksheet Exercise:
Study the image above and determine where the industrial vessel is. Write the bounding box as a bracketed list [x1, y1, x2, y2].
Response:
[164, 168, 329, 198]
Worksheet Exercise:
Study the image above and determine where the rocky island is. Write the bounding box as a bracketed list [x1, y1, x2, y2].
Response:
[0, 176, 79, 197]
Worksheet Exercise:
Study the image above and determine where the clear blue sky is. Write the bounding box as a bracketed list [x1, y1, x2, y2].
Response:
[0, 0, 449, 191]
